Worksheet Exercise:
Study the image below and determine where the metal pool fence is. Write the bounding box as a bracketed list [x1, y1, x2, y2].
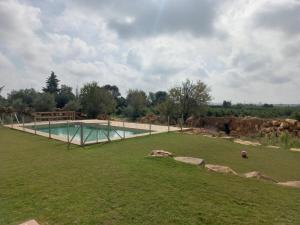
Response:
[1, 112, 186, 148]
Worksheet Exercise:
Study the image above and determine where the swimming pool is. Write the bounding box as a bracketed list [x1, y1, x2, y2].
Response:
[26, 123, 148, 144]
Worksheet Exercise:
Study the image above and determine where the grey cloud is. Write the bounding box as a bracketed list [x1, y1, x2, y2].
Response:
[73, 0, 225, 39]
[255, 2, 300, 35]
[232, 52, 270, 73]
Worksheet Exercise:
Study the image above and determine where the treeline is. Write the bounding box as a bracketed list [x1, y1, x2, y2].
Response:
[1, 72, 299, 122]
[0, 72, 211, 123]
[208, 101, 300, 120]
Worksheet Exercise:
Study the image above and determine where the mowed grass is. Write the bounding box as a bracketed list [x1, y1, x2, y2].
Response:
[1, 127, 300, 225]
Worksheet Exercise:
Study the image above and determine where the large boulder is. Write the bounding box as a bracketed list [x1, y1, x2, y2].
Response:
[174, 157, 205, 167]
[243, 171, 277, 183]
[285, 119, 298, 126]
[278, 181, 300, 188]
[149, 150, 173, 157]
[205, 164, 238, 175]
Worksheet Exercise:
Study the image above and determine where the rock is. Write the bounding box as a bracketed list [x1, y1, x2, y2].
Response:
[205, 164, 238, 175]
[272, 120, 281, 126]
[285, 119, 298, 126]
[203, 134, 216, 138]
[267, 145, 280, 149]
[174, 157, 205, 166]
[241, 150, 248, 158]
[290, 148, 300, 152]
[280, 122, 289, 129]
[149, 150, 173, 157]
[234, 139, 261, 146]
[278, 181, 300, 188]
[19, 220, 40, 225]
[243, 171, 277, 183]
[220, 136, 234, 141]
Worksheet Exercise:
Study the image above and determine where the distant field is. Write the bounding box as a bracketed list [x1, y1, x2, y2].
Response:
[1, 126, 300, 225]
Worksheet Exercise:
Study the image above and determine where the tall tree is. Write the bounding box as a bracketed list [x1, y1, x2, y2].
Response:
[80, 82, 116, 118]
[8, 88, 37, 108]
[0, 86, 4, 93]
[124, 90, 147, 119]
[149, 91, 167, 106]
[33, 93, 56, 112]
[56, 85, 75, 108]
[43, 71, 60, 94]
[103, 85, 121, 99]
[169, 79, 211, 121]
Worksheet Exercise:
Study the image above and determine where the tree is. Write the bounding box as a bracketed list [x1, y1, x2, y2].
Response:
[0, 86, 4, 93]
[33, 93, 56, 112]
[169, 79, 211, 121]
[64, 100, 81, 112]
[124, 90, 147, 119]
[80, 82, 116, 118]
[7, 88, 37, 108]
[149, 91, 167, 106]
[43, 71, 60, 94]
[223, 100, 232, 108]
[11, 99, 27, 113]
[156, 96, 178, 121]
[56, 85, 75, 108]
[103, 85, 121, 99]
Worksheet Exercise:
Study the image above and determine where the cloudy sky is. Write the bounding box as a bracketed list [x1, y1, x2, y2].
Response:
[0, 0, 299, 103]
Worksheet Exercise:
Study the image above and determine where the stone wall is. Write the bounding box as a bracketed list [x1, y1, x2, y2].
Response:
[186, 116, 300, 138]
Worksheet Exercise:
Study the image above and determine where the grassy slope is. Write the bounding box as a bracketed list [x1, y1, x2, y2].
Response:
[0, 126, 300, 225]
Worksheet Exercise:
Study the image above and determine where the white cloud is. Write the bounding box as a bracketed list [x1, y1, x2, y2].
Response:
[0, 0, 299, 104]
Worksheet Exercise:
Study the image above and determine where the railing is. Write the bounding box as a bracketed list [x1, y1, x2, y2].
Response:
[4, 115, 179, 148]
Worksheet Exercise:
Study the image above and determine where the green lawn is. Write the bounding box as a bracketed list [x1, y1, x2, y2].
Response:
[1, 126, 300, 225]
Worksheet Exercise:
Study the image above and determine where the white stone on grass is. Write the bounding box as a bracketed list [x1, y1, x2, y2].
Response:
[174, 157, 205, 166]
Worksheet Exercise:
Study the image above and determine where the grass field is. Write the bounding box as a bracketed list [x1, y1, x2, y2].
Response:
[1, 126, 300, 225]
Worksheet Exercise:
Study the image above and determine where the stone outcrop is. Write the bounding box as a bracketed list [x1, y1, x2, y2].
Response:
[174, 157, 205, 166]
[149, 150, 173, 157]
[205, 164, 238, 175]
[187, 116, 300, 138]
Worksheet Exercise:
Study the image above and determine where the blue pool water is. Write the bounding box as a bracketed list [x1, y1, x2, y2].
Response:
[28, 123, 148, 142]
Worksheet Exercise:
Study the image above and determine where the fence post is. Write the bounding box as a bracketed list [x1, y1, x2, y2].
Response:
[34, 117, 37, 135]
[10, 113, 13, 128]
[80, 122, 84, 147]
[123, 121, 125, 139]
[48, 120, 51, 139]
[22, 115, 25, 131]
[96, 123, 99, 143]
[167, 116, 170, 132]
[67, 120, 70, 143]
[107, 119, 111, 142]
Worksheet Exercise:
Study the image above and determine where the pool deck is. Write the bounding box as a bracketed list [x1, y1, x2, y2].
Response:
[4, 120, 186, 146]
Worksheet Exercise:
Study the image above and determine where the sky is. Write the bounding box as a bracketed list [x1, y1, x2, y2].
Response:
[0, 0, 299, 104]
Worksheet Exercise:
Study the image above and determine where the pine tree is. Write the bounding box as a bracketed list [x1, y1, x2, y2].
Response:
[43, 71, 60, 94]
